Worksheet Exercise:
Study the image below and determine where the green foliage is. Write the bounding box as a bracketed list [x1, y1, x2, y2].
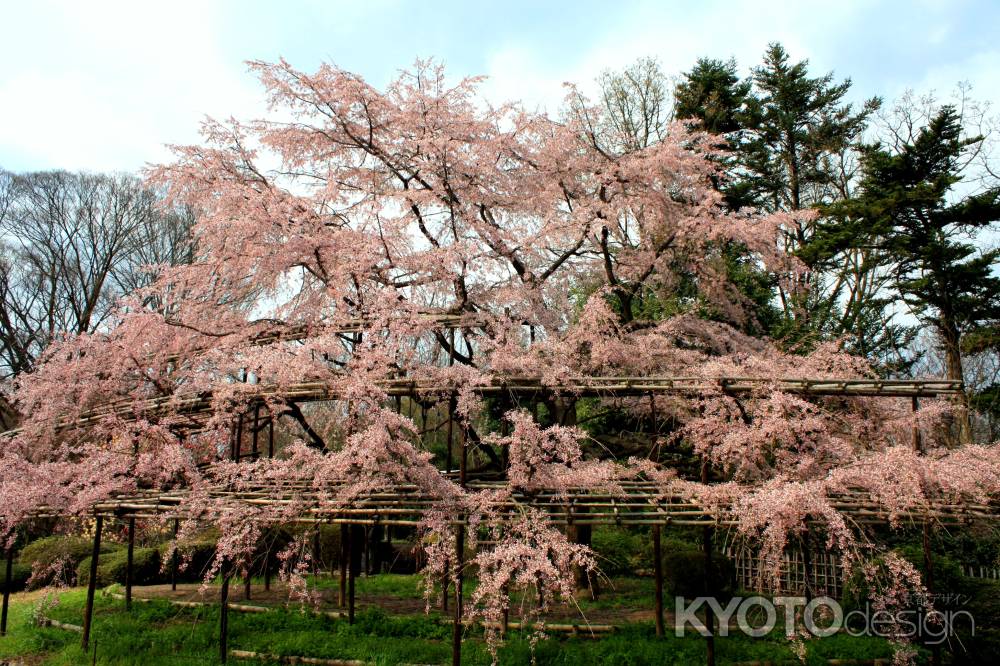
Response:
[896, 544, 965, 593]
[675, 57, 759, 212]
[675, 57, 751, 136]
[827, 105, 1000, 380]
[0, 587, 902, 665]
[0, 561, 31, 592]
[17, 534, 120, 588]
[591, 527, 651, 577]
[938, 527, 1000, 569]
[745, 42, 880, 215]
[951, 578, 1000, 665]
[660, 538, 733, 599]
[77, 547, 160, 587]
[160, 535, 217, 582]
[19, 535, 117, 572]
[799, 632, 895, 665]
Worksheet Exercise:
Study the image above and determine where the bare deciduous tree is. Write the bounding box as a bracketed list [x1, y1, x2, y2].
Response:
[0, 170, 193, 387]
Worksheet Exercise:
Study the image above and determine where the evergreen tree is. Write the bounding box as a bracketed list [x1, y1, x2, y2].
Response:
[675, 57, 751, 136]
[746, 43, 880, 219]
[743, 44, 893, 363]
[675, 57, 756, 210]
[845, 106, 1000, 438]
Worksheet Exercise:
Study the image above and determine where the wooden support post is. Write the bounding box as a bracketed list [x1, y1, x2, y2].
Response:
[229, 421, 237, 461]
[370, 523, 383, 575]
[234, 415, 243, 462]
[452, 414, 467, 666]
[267, 415, 275, 458]
[445, 329, 455, 475]
[802, 531, 813, 602]
[339, 524, 348, 608]
[459, 405, 467, 487]
[924, 519, 940, 666]
[244, 569, 251, 601]
[220, 563, 230, 664]
[445, 407, 454, 476]
[251, 405, 260, 459]
[349, 524, 362, 624]
[125, 517, 135, 610]
[452, 524, 465, 666]
[649, 392, 660, 462]
[264, 547, 272, 592]
[703, 523, 716, 666]
[313, 529, 321, 576]
[442, 558, 450, 612]
[701, 459, 715, 666]
[81, 515, 103, 652]
[652, 524, 664, 637]
[912, 396, 941, 666]
[501, 586, 509, 637]
[170, 518, 179, 592]
[1, 543, 12, 636]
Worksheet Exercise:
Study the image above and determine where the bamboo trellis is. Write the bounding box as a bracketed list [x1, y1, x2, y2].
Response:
[0, 369, 984, 665]
[59, 481, 998, 527]
[1, 376, 964, 437]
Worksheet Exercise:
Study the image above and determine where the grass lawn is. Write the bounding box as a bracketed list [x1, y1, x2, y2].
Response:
[0, 582, 900, 665]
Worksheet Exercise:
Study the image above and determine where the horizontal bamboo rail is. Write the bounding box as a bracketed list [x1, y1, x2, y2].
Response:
[37, 616, 83, 632]
[3, 376, 963, 438]
[30, 477, 993, 527]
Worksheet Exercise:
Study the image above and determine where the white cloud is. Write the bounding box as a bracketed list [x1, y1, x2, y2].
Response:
[912, 50, 1000, 104]
[0, 0, 262, 172]
[478, 0, 870, 117]
[2, 0, 997, 173]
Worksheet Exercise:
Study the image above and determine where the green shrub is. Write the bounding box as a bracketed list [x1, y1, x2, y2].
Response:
[897, 544, 965, 594]
[0, 562, 32, 592]
[591, 526, 651, 576]
[17, 534, 119, 587]
[77, 547, 161, 587]
[315, 524, 342, 571]
[946, 577, 1000, 665]
[18, 534, 117, 570]
[159, 538, 216, 582]
[661, 538, 733, 598]
[843, 546, 965, 612]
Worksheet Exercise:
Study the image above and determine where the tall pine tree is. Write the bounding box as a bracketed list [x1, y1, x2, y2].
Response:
[844, 106, 1000, 439]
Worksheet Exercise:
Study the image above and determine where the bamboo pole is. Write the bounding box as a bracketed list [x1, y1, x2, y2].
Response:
[125, 517, 135, 610]
[220, 563, 231, 664]
[652, 525, 664, 637]
[452, 524, 464, 666]
[348, 524, 361, 624]
[339, 524, 348, 608]
[264, 538, 272, 592]
[452, 405, 467, 666]
[3, 376, 965, 439]
[171, 518, 179, 592]
[81, 515, 103, 651]
[1, 544, 12, 636]
[701, 459, 715, 666]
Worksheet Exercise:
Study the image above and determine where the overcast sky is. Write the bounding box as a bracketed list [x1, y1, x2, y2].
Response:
[2, 0, 998, 173]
